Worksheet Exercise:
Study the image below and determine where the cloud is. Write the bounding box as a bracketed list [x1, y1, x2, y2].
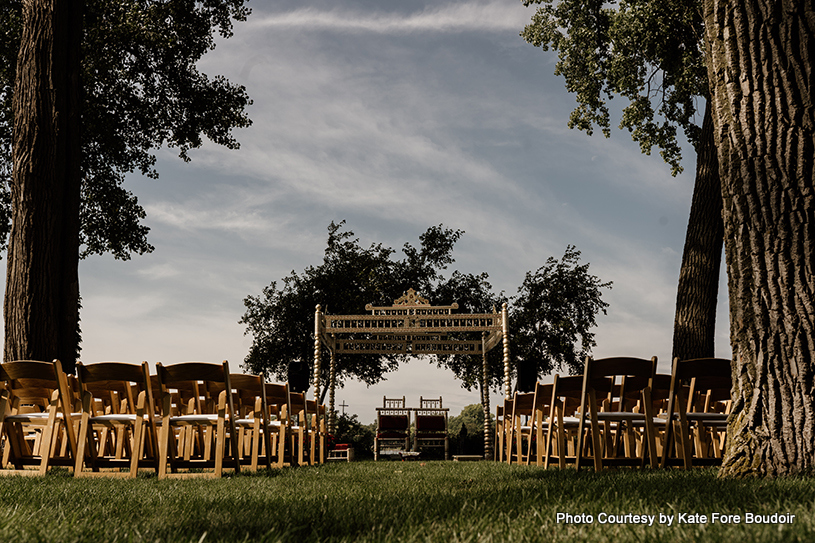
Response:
[248, 2, 530, 35]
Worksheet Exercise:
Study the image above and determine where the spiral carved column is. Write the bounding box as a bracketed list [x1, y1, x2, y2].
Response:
[502, 302, 511, 399]
[313, 305, 322, 401]
[482, 332, 493, 460]
[329, 343, 337, 434]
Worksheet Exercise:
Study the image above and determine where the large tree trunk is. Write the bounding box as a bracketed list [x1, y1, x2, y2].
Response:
[704, 0, 814, 477]
[5, 0, 83, 373]
[672, 100, 725, 361]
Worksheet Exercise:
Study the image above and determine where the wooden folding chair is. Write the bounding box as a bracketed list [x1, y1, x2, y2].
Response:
[502, 396, 514, 464]
[575, 356, 659, 471]
[660, 357, 733, 469]
[74, 361, 159, 477]
[264, 382, 290, 467]
[306, 399, 327, 465]
[494, 403, 505, 462]
[638, 373, 676, 461]
[230, 373, 271, 471]
[288, 392, 311, 466]
[155, 361, 240, 478]
[525, 382, 556, 466]
[545, 375, 602, 469]
[0, 360, 79, 476]
[507, 391, 534, 465]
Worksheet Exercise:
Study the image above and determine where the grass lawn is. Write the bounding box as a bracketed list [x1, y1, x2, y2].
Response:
[0, 462, 812, 542]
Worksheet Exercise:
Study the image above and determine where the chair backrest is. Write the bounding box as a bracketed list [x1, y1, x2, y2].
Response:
[1, 359, 78, 458]
[668, 357, 733, 411]
[511, 391, 535, 420]
[532, 382, 555, 418]
[76, 361, 153, 416]
[383, 396, 406, 409]
[377, 412, 410, 432]
[583, 356, 657, 410]
[230, 373, 266, 419]
[414, 412, 446, 432]
[289, 391, 309, 426]
[3, 359, 73, 411]
[419, 396, 442, 409]
[156, 361, 236, 418]
[551, 374, 595, 415]
[264, 382, 290, 422]
[650, 373, 673, 412]
[306, 399, 323, 428]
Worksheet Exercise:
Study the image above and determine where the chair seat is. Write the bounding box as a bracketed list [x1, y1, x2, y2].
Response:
[686, 412, 728, 422]
[596, 411, 645, 421]
[235, 418, 259, 426]
[169, 414, 219, 423]
[3, 412, 51, 422]
[89, 414, 139, 423]
[5, 411, 82, 423]
[632, 417, 671, 427]
[556, 416, 582, 426]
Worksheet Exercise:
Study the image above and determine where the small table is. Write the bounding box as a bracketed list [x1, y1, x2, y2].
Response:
[327, 445, 355, 462]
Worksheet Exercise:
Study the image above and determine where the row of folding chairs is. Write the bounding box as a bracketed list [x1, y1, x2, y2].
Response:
[496, 356, 732, 471]
[0, 359, 327, 478]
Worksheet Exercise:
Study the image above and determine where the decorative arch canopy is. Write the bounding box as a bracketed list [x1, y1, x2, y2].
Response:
[318, 288, 505, 357]
[313, 288, 511, 457]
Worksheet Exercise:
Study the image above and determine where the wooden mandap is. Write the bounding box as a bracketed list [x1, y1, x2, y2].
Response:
[313, 288, 511, 458]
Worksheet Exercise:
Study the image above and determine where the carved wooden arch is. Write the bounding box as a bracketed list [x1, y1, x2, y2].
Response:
[313, 288, 511, 459]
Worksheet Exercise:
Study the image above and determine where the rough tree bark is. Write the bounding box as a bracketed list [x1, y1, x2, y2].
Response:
[704, 0, 814, 477]
[5, 0, 83, 372]
[672, 101, 725, 362]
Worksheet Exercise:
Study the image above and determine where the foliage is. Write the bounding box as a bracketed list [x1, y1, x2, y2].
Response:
[510, 246, 611, 389]
[331, 413, 375, 459]
[242, 223, 611, 396]
[520, 0, 708, 175]
[0, 0, 252, 258]
[240, 221, 464, 392]
[432, 269, 505, 391]
[448, 403, 493, 456]
[0, 465, 813, 541]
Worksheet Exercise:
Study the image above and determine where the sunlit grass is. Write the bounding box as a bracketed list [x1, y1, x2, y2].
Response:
[0, 462, 812, 542]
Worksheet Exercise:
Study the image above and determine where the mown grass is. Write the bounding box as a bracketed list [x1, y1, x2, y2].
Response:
[0, 462, 812, 542]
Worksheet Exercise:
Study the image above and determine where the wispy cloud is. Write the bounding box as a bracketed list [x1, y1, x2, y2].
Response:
[249, 2, 530, 34]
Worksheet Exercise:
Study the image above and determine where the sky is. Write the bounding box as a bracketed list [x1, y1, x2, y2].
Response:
[3, 0, 731, 424]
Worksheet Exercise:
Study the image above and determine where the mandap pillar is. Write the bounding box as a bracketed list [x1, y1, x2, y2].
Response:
[482, 332, 493, 460]
[313, 305, 322, 402]
[329, 339, 337, 434]
[502, 302, 511, 399]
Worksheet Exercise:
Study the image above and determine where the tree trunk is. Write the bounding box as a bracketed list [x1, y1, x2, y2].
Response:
[704, 0, 815, 477]
[5, 0, 83, 373]
[672, 100, 724, 361]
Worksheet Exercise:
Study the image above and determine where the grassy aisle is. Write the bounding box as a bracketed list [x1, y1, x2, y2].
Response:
[0, 462, 812, 542]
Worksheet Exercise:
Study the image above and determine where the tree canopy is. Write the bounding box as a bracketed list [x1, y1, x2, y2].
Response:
[520, 0, 707, 174]
[511, 246, 611, 390]
[240, 221, 468, 393]
[521, 0, 724, 366]
[0, 0, 252, 259]
[241, 222, 611, 396]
